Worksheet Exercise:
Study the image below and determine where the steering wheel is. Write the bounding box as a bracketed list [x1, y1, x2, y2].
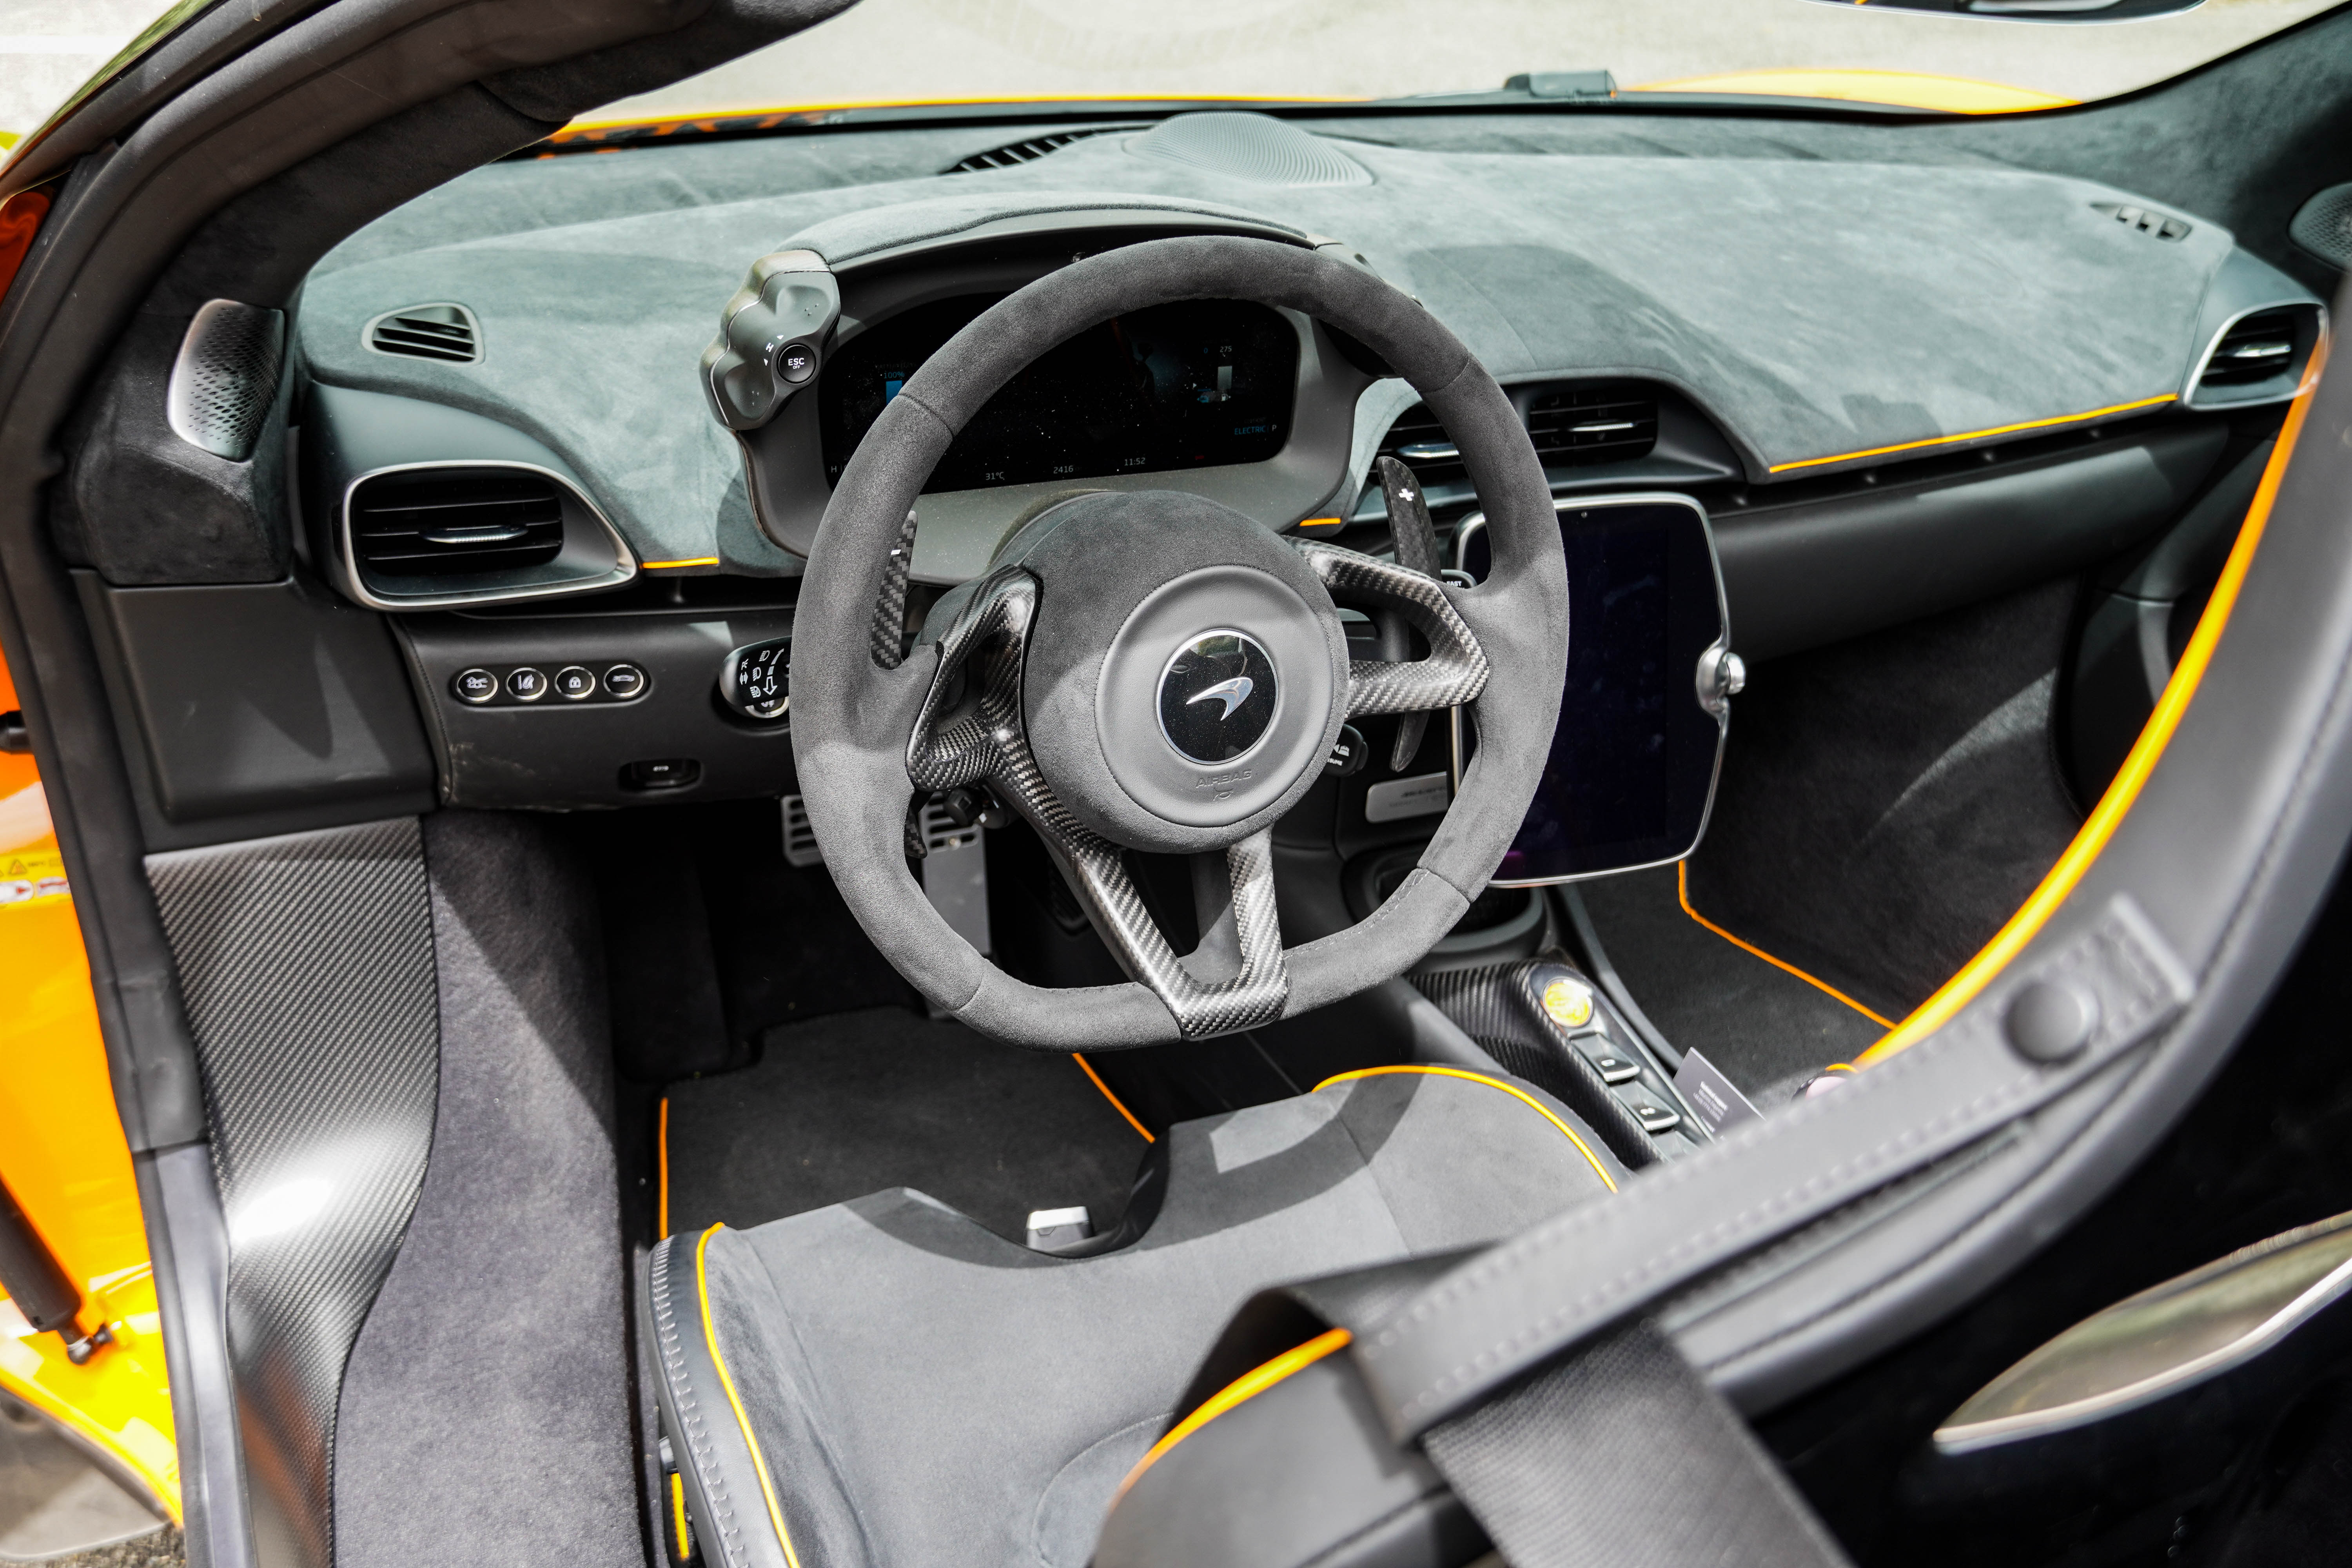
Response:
[788, 236, 1568, 1049]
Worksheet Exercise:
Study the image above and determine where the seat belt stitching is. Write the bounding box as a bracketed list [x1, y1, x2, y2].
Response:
[1369, 898, 2188, 1365]
[1363, 900, 2190, 1428]
[1359, 1002, 2010, 1348]
[1393, 1071, 2049, 1422]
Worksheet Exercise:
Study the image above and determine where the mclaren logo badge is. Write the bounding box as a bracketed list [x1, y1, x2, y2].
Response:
[1158, 631, 1278, 764]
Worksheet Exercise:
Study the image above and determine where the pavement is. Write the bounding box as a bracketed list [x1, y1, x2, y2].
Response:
[1, 0, 2338, 156]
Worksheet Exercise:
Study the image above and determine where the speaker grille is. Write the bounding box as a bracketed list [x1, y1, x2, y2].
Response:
[1131, 112, 1370, 188]
[166, 299, 285, 462]
[2291, 183, 2352, 271]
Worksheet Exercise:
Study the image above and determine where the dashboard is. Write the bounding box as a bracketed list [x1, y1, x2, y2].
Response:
[73, 108, 2326, 849]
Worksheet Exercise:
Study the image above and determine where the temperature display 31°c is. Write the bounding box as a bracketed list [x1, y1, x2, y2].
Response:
[819, 295, 1298, 493]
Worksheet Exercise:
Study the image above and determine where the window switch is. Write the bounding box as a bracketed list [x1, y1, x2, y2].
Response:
[1626, 1100, 1683, 1136]
[1582, 1049, 1642, 1086]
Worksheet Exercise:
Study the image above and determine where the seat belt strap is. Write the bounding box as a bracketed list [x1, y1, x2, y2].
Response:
[1420, 1321, 1851, 1568]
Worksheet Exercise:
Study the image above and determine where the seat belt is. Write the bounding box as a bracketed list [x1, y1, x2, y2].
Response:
[1420, 1321, 1851, 1568]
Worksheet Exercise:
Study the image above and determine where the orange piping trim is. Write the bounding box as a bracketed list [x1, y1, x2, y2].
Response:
[1294, 516, 1345, 530]
[657, 1097, 671, 1238]
[1857, 352, 2326, 1067]
[1116, 1328, 1354, 1497]
[1766, 394, 2177, 474]
[1312, 1065, 1617, 1193]
[642, 556, 720, 570]
[695, 1226, 803, 1568]
[670, 1472, 690, 1561]
[1678, 863, 1896, 1029]
[1074, 1054, 1154, 1142]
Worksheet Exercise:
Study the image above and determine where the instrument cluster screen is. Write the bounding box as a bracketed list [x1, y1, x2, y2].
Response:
[819, 295, 1298, 492]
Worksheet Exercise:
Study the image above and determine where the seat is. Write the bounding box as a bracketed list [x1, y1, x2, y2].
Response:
[648, 1066, 1624, 1568]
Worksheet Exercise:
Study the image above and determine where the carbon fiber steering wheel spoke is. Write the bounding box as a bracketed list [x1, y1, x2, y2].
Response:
[906, 566, 1291, 1039]
[1295, 539, 1491, 720]
[1065, 830, 1289, 1039]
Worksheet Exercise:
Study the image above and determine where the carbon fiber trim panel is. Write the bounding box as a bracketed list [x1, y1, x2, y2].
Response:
[147, 818, 439, 1568]
[1296, 541, 1490, 718]
[907, 569, 1290, 1036]
[870, 508, 918, 670]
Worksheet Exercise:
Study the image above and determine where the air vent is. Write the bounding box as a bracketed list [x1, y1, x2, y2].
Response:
[946, 125, 1138, 174]
[1525, 386, 1658, 467]
[1376, 384, 1661, 487]
[1376, 403, 1463, 488]
[365, 303, 480, 363]
[2199, 310, 2301, 390]
[2092, 201, 2191, 241]
[349, 467, 564, 577]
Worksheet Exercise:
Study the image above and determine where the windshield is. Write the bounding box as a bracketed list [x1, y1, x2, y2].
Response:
[574, 0, 2339, 125]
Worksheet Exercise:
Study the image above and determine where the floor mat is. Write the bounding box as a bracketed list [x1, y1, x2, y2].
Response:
[664, 1007, 1155, 1241]
[1576, 866, 1886, 1104]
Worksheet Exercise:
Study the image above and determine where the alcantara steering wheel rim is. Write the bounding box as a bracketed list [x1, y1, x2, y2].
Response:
[787, 235, 1569, 1049]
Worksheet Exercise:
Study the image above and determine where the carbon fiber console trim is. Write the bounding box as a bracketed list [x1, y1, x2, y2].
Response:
[147, 818, 438, 1568]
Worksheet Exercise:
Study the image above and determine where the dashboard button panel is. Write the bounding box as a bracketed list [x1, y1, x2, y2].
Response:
[449, 662, 651, 707]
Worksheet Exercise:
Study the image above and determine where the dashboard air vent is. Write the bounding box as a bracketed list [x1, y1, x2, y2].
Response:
[366, 303, 481, 363]
[1525, 386, 1658, 467]
[2198, 310, 2300, 390]
[2091, 201, 2190, 242]
[350, 468, 565, 577]
[1376, 403, 1463, 488]
[946, 126, 1138, 173]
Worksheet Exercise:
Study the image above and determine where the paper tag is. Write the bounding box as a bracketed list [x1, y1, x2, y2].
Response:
[1675, 1048, 1762, 1136]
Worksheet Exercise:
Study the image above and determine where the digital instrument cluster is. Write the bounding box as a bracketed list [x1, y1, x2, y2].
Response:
[819, 296, 1298, 492]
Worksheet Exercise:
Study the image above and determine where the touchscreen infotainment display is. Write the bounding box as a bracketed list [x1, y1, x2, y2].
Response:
[819, 295, 1298, 492]
[1459, 496, 1729, 882]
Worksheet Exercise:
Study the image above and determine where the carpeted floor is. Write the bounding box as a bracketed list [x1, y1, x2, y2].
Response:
[1577, 866, 1887, 1105]
[664, 1007, 1156, 1243]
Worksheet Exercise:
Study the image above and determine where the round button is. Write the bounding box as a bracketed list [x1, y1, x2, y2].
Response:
[554, 666, 597, 701]
[452, 668, 498, 705]
[603, 663, 647, 700]
[775, 341, 817, 384]
[506, 667, 549, 702]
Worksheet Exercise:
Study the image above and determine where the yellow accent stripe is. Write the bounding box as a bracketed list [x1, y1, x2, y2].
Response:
[1311, 1065, 1618, 1194]
[1294, 516, 1345, 530]
[1116, 1327, 1355, 1497]
[1074, 1054, 1155, 1142]
[1628, 68, 2075, 117]
[694, 1227, 804, 1568]
[657, 1097, 671, 1239]
[1678, 862, 1896, 1030]
[642, 556, 720, 570]
[670, 1473, 690, 1562]
[1766, 394, 2177, 474]
[1856, 355, 2325, 1067]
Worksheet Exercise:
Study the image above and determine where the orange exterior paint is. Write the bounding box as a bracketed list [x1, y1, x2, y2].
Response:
[0, 646, 179, 1518]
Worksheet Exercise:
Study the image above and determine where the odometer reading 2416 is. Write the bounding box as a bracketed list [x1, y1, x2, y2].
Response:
[819, 295, 1298, 492]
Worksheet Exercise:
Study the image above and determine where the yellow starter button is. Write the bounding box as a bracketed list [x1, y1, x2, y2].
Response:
[1541, 976, 1594, 1030]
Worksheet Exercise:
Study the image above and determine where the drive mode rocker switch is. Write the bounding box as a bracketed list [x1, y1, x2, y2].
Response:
[448, 662, 648, 706]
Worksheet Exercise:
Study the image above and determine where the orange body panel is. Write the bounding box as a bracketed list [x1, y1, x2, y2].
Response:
[0, 647, 180, 1517]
